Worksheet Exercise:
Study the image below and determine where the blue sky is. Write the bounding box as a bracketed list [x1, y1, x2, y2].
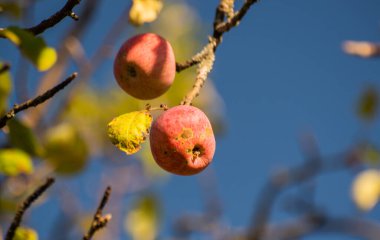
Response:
[2, 0, 380, 239]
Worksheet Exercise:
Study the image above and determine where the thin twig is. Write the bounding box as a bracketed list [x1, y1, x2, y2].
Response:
[247, 150, 358, 240]
[181, 40, 216, 105]
[5, 178, 55, 240]
[25, 0, 100, 129]
[25, 0, 81, 35]
[179, 0, 260, 105]
[83, 186, 112, 240]
[50, 3, 130, 125]
[216, 0, 259, 33]
[176, 59, 202, 73]
[0, 72, 77, 128]
[247, 214, 380, 240]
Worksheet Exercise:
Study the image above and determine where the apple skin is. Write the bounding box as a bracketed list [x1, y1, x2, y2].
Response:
[149, 105, 216, 175]
[113, 33, 176, 100]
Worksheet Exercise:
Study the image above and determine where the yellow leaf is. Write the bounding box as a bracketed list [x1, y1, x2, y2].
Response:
[125, 195, 159, 240]
[0, 149, 33, 176]
[107, 111, 152, 155]
[1, 26, 57, 71]
[35, 46, 57, 71]
[129, 0, 163, 26]
[351, 169, 380, 211]
[14, 227, 38, 240]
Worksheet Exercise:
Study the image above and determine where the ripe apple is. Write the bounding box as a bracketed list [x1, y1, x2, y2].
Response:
[149, 105, 216, 175]
[113, 33, 176, 100]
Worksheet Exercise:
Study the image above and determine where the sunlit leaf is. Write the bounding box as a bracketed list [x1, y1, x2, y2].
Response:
[8, 118, 43, 156]
[0, 149, 33, 176]
[357, 87, 378, 121]
[63, 88, 142, 155]
[108, 111, 152, 155]
[1, 26, 57, 71]
[0, 2, 22, 18]
[14, 227, 38, 240]
[0, 62, 12, 113]
[129, 0, 163, 26]
[43, 123, 88, 175]
[352, 169, 380, 211]
[125, 195, 159, 240]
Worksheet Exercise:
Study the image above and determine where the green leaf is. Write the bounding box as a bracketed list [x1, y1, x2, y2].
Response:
[0, 149, 33, 176]
[14, 227, 38, 240]
[357, 87, 378, 121]
[359, 144, 380, 165]
[125, 195, 160, 240]
[1, 26, 57, 71]
[0, 197, 18, 213]
[129, 0, 163, 26]
[0, 2, 22, 18]
[0, 62, 12, 113]
[8, 118, 43, 156]
[43, 123, 88, 175]
[107, 111, 153, 155]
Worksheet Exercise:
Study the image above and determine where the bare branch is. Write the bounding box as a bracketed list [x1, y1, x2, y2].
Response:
[255, 214, 380, 240]
[181, 40, 216, 105]
[83, 186, 112, 240]
[179, 0, 260, 105]
[5, 178, 55, 240]
[216, 0, 259, 34]
[247, 150, 358, 239]
[25, 0, 81, 35]
[0, 72, 77, 128]
[25, 0, 100, 129]
[176, 58, 202, 73]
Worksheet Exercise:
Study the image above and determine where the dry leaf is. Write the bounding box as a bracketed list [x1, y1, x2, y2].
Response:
[107, 111, 152, 155]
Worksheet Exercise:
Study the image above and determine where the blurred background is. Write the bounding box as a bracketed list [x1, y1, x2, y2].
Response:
[0, 0, 380, 239]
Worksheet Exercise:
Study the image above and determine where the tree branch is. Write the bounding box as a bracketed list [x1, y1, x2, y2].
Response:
[215, 0, 259, 34]
[5, 178, 55, 240]
[25, 0, 81, 36]
[25, 0, 100, 129]
[247, 150, 358, 239]
[179, 0, 260, 105]
[181, 40, 216, 105]
[255, 214, 380, 240]
[83, 186, 112, 240]
[0, 72, 77, 128]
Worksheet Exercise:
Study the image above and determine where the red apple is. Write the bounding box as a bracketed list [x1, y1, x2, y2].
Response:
[149, 105, 216, 175]
[113, 33, 176, 100]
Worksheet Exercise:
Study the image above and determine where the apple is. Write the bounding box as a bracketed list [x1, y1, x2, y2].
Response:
[113, 33, 176, 100]
[149, 105, 216, 175]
